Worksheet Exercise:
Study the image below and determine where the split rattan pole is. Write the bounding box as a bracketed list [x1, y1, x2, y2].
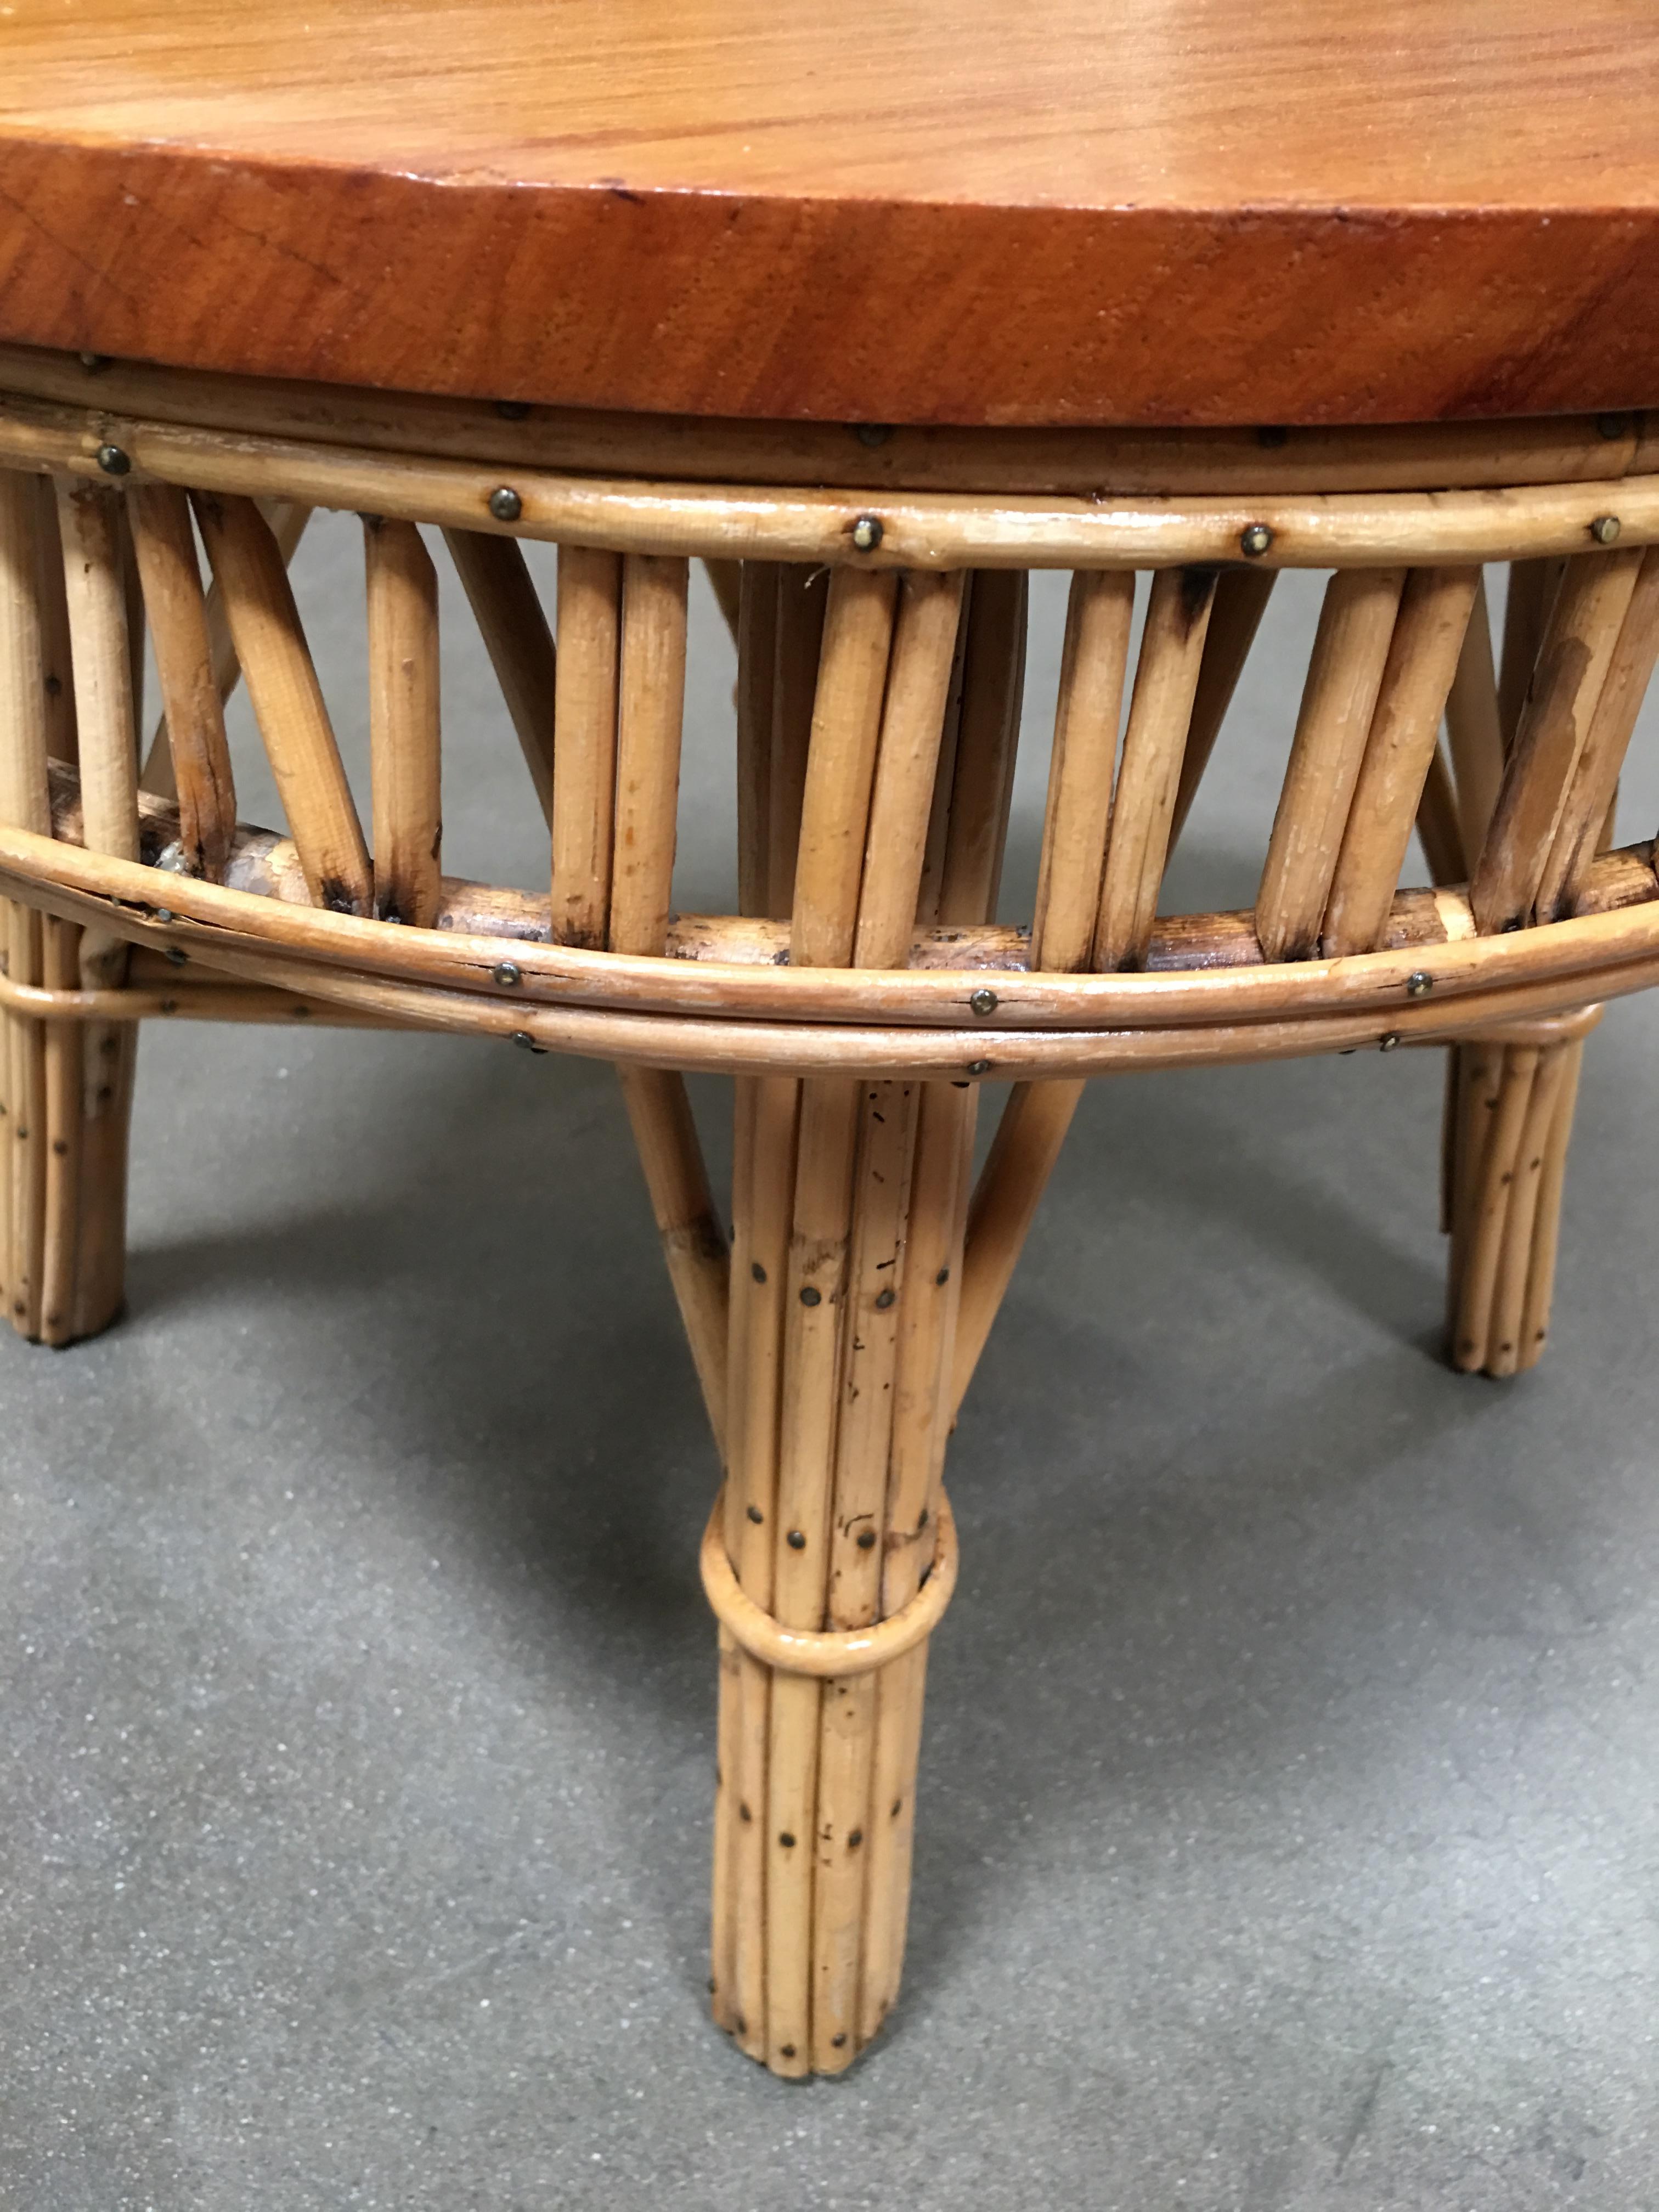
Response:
[810, 1075, 920, 2070]
[618, 1065, 730, 1448]
[1032, 570, 1135, 973]
[1256, 566, 1406, 961]
[1518, 1040, 1585, 1369]
[1470, 549, 1643, 935]
[1444, 574, 1505, 860]
[1496, 558, 1562, 750]
[364, 517, 442, 928]
[550, 543, 621, 948]
[703, 557, 742, 650]
[142, 499, 310, 797]
[736, 564, 781, 920]
[608, 551, 731, 1446]
[1169, 566, 1277, 851]
[38, 913, 80, 1346]
[951, 571, 1132, 1403]
[853, 572, 966, 968]
[611, 555, 690, 956]
[1483, 1040, 1574, 1377]
[441, 527, 557, 820]
[55, 481, 139, 870]
[33, 476, 77, 767]
[0, 470, 50, 1338]
[760, 569, 900, 2076]
[193, 490, 373, 915]
[1415, 745, 1465, 887]
[1322, 566, 1480, 956]
[766, 568, 830, 918]
[934, 569, 1027, 925]
[1094, 564, 1217, 969]
[811, 569, 967, 2068]
[1538, 545, 1659, 918]
[129, 481, 237, 881]
[859, 1076, 978, 2042]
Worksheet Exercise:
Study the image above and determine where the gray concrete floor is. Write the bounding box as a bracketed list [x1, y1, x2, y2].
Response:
[4, 535, 1658, 2210]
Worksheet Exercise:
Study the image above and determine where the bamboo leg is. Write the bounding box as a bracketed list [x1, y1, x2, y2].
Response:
[130, 482, 238, 881]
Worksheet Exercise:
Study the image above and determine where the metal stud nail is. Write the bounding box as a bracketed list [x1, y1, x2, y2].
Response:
[786, 1530, 806, 1551]
[966, 1058, 991, 1076]
[511, 1030, 545, 1052]
[780, 2043, 797, 2059]
[799, 1284, 822, 1307]
[1406, 970, 1434, 996]
[78, 351, 109, 372]
[854, 424, 892, 449]
[1379, 1032, 1400, 1051]
[856, 1529, 877, 1549]
[850, 514, 883, 552]
[1596, 413, 1628, 441]
[1240, 522, 1272, 557]
[969, 987, 998, 1017]
[95, 443, 130, 476]
[152, 907, 174, 924]
[848, 1829, 864, 1848]
[493, 960, 522, 987]
[1590, 513, 1622, 545]
[488, 486, 523, 522]
[874, 1287, 895, 1311]
[935, 1267, 950, 1285]
[747, 1504, 764, 1524]
[751, 1260, 767, 1283]
[164, 945, 188, 967]
[779, 1831, 797, 1847]
[495, 399, 531, 421]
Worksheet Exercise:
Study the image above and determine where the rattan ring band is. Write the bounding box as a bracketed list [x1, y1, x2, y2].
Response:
[699, 1489, 958, 1679]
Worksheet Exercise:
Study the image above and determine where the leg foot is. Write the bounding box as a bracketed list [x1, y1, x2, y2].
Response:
[1444, 1013, 1592, 1377]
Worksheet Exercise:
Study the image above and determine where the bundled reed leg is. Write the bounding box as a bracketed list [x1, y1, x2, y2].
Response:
[1444, 1011, 1596, 1376]
[706, 562, 986, 2075]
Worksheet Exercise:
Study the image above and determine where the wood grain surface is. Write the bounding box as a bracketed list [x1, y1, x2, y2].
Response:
[2, 2, 1658, 426]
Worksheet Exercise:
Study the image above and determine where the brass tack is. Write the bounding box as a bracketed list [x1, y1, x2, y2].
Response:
[786, 1530, 806, 1550]
[488, 486, 523, 522]
[850, 514, 883, 552]
[1240, 522, 1273, 557]
[1406, 970, 1434, 996]
[95, 443, 130, 476]
[493, 960, 522, 987]
[874, 1287, 895, 1311]
[969, 988, 998, 1017]
[799, 1284, 822, 1307]
[1590, 513, 1622, 545]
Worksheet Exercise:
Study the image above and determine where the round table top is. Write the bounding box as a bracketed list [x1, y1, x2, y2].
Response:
[3, 0, 1658, 430]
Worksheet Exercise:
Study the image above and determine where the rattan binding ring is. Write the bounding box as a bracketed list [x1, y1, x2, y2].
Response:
[699, 1489, 958, 1679]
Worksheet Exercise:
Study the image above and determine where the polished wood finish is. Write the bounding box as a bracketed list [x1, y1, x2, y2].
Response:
[3, 3, 1659, 427]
